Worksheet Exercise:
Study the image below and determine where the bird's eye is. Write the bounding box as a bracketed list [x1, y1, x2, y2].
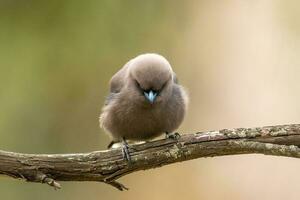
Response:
[134, 80, 141, 88]
[157, 81, 167, 93]
[134, 80, 145, 93]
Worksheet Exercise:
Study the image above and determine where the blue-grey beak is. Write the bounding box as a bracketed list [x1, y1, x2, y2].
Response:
[144, 90, 157, 104]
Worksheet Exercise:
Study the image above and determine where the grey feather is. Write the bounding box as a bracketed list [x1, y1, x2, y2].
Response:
[104, 92, 117, 106]
[172, 72, 178, 84]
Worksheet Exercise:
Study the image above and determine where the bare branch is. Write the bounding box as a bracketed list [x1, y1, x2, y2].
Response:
[1, 124, 300, 191]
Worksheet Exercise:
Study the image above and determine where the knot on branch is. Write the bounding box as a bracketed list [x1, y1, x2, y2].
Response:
[34, 172, 61, 190]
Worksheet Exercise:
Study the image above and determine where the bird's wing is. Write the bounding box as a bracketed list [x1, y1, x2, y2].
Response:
[109, 62, 130, 93]
[104, 62, 131, 106]
[104, 92, 116, 106]
[172, 71, 178, 84]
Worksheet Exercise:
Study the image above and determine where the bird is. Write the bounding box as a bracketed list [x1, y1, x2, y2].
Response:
[99, 53, 188, 161]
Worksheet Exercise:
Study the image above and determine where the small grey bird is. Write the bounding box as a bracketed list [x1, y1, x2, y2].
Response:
[100, 53, 188, 160]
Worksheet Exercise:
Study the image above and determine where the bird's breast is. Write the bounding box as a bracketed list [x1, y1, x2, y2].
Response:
[103, 87, 186, 142]
[111, 102, 170, 140]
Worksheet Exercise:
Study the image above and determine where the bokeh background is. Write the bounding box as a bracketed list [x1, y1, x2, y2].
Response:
[1, 1, 300, 199]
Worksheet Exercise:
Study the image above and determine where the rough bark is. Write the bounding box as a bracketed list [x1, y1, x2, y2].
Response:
[1, 124, 300, 191]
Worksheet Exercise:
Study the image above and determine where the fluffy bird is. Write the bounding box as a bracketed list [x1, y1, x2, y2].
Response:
[100, 53, 188, 160]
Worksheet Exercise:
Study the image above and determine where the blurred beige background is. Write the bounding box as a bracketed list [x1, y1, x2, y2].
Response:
[0, 1, 300, 200]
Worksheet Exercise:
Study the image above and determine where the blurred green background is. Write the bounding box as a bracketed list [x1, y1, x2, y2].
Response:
[1, 1, 300, 200]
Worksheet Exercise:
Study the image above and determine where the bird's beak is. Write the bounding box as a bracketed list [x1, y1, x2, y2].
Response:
[144, 90, 157, 104]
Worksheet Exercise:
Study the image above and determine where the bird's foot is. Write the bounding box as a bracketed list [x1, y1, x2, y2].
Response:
[107, 141, 115, 149]
[165, 132, 181, 140]
[121, 138, 131, 163]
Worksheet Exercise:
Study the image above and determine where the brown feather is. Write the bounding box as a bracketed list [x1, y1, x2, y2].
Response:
[100, 53, 188, 142]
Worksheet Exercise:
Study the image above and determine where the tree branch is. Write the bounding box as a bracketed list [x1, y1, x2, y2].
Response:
[1, 124, 300, 191]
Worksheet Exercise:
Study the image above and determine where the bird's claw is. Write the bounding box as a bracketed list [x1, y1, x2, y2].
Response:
[121, 138, 132, 163]
[122, 145, 131, 162]
[165, 132, 181, 140]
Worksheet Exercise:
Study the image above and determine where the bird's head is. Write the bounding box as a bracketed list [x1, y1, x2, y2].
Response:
[128, 53, 174, 105]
